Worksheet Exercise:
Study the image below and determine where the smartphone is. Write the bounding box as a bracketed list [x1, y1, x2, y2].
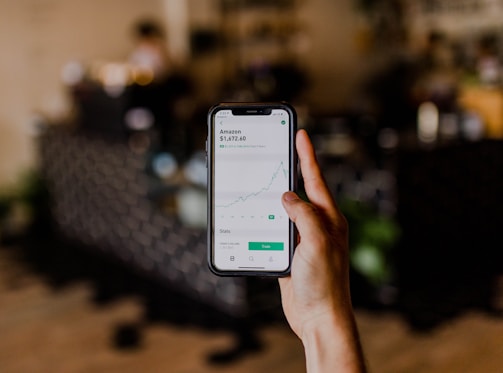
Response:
[207, 102, 297, 276]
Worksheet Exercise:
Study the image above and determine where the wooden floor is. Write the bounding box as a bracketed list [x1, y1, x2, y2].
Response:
[1, 244, 503, 373]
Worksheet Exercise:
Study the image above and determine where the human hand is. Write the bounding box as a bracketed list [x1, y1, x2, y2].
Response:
[279, 129, 365, 372]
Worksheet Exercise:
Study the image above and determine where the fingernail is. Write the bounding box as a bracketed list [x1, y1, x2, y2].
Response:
[283, 191, 299, 201]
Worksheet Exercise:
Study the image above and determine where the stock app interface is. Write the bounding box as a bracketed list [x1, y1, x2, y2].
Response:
[212, 108, 291, 272]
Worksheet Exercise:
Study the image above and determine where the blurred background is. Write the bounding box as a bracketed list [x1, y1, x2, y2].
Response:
[1, 0, 503, 371]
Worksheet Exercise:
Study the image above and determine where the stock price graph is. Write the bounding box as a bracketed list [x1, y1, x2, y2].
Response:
[215, 160, 288, 210]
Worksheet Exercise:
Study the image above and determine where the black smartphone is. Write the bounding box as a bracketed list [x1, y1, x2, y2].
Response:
[207, 102, 297, 276]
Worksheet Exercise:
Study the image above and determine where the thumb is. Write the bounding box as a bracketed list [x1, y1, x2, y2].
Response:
[282, 191, 325, 243]
[281, 191, 305, 223]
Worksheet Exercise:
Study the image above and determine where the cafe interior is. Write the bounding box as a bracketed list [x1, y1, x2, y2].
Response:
[1, 0, 503, 371]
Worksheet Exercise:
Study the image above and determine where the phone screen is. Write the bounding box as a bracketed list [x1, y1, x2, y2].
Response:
[207, 103, 296, 275]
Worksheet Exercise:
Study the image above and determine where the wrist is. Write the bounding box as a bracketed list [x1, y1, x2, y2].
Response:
[301, 310, 366, 373]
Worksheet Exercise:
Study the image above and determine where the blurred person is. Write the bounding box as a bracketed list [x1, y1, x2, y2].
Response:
[418, 31, 451, 72]
[126, 19, 192, 159]
[475, 33, 501, 86]
[279, 129, 367, 372]
[412, 30, 459, 113]
[126, 19, 171, 136]
[129, 19, 171, 83]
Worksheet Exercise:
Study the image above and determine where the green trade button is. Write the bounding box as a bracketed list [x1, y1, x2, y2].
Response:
[248, 242, 284, 251]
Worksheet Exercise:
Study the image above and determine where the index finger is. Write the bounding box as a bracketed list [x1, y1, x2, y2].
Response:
[296, 129, 339, 222]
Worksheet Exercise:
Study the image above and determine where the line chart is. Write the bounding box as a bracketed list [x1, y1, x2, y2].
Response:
[215, 161, 288, 209]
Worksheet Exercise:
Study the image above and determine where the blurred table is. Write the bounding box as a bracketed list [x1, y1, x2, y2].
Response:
[395, 139, 503, 327]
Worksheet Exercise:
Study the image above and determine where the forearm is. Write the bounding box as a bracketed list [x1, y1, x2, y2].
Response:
[301, 313, 367, 373]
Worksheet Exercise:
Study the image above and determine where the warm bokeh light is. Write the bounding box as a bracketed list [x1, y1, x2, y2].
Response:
[417, 101, 439, 144]
[131, 67, 155, 86]
[98, 62, 130, 96]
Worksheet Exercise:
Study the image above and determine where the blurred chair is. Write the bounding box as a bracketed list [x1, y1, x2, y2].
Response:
[38, 126, 248, 317]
